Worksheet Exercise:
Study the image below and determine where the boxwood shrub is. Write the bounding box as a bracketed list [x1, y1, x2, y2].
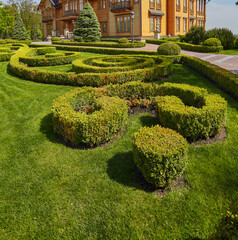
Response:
[203, 38, 222, 47]
[0, 47, 11, 53]
[133, 125, 188, 189]
[157, 42, 181, 55]
[45, 52, 65, 58]
[36, 47, 56, 55]
[52, 87, 128, 146]
[147, 39, 223, 53]
[156, 83, 227, 141]
[0, 52, 14, 62]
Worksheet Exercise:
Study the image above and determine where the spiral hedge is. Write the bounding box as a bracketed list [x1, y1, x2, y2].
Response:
[9, 44, 173, 87]
[133, 125, 188, 189]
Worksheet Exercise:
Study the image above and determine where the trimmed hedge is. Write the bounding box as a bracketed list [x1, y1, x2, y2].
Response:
[180, 55, 238, 99]
[133, 125, 188, 189]
[36, 47, 56, 55]
[203, 38, 222, 47]
[0, 48, 11, 53]
[10, 45, 173, 87]
[156, 83, 227, 140]
[146, 39, 223, 53]
[52, 40, 146, 48]
[52, 87, 128, 146]
[157, 42, 181, 55]
[19, 49, 81, 67]
[0, 52, 14, 62]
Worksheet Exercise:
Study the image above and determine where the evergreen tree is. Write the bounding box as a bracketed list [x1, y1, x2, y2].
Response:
[12, 13, 29, 40]
[73, 2, 101, 42]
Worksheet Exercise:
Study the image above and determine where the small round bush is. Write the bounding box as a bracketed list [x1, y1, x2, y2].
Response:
[133, 125, 188, 189]
[204, 38, 222, 47]
[52, 37, 60, 41]
[234, 36, 238, 49]
[157, 42, 181, 55]
[119, 38, 129, 44]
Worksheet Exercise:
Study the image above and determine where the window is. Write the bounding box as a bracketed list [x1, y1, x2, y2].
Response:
[183, 0, 187, 12]
[103, 0, 106, 9]
[116, 16, 131, 33]
[156, 0, 161, 10]
[183, 18, 187, 32]
[79, 0, 83, 10]
[98, 1, 101, 9]
[176, 0, 180, 11]
[134, 0, 138, 3]
[190, 19, 194, 27]
[176, 17, 180, 32]
[190, 0, 194, 15]
[65, 3, 68, 11]
[101, 22, 107, 33]
[150, 0, 155, 9]
[150, 17, 161, 32]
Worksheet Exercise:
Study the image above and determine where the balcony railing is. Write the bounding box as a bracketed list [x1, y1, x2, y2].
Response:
[42, 15, 53, 21]
[110, 1, 132, 11]
[190, 8, 194, 15]
[176, 4, 181, 11]
[63, 10, 78, 17]
[197, 11, 204, 16]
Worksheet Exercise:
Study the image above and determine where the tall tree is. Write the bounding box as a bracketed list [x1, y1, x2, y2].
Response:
[12, 13, 29, 40]
[73, 2, 101, 42]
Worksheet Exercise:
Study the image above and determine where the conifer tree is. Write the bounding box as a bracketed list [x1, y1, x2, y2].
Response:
[73, 2, 101, 42]
[12, 13, 29, 40]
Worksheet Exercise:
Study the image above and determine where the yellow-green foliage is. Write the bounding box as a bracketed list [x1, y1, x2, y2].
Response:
[45, 53, 65, 58]
[36, 47, 56, 55]
[0, 47, 11, 53]
[52, 87, 128, 146]
[157, 42, 181, 55]
[156, 83, 227, 140]
[133, 125, 188, 188]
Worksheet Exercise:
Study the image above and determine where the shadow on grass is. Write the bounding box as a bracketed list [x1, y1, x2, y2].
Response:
[139, 114, 158, 128]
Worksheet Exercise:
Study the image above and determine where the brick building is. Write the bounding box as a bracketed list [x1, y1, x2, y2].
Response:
[38, 0, 206, 40]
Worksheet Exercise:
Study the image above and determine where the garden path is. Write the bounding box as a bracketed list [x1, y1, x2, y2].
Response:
[31, 41, 238, 74]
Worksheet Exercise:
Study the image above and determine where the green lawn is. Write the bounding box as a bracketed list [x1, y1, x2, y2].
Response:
[0, 60, 237, 239]
[220, 49, 238, 55]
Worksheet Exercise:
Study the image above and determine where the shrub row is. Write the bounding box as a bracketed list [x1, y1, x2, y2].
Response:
[52, 87, 128, 146]
[9, 45, 173, 87]
[180, 55, 238, 99]
[146, 39, 223, 53]
[133, 125, 188, 189]
[52, 40, 146, 48]
[72, 55, 158, 73]
[29, 44, 158, 56]
[45, 53, 65, 58]
[19, 49, 81, 67]
[0, 48, 11, 53]
[36, 47, 56, 55]
[0, 52, 14, 62]
[0, 39, 32, 45]
[156, 83, 227, 141]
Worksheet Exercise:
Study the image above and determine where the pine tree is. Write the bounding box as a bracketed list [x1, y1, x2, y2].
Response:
[73, 2, 101, 42]
[12, 13, 29, 40]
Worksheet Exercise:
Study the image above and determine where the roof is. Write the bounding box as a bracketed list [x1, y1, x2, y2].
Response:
[38, 0, 60, 10]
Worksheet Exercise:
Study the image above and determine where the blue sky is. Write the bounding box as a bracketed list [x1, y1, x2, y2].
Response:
[1, 0, 238, 34]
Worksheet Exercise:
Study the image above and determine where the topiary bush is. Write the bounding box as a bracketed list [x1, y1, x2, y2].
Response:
[119, 38, 129, 44]
[156, 83, 227, 141]
[132, 125, 188, 189]
[52, 87, 128, 146]
[205, 28, 235, 50]
[157, 42, 181, 55]
[203, 38, 222, 47]
[52, 37, 60, 42]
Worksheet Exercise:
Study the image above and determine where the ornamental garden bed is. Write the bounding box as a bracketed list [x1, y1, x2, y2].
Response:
[0, 44, 237, 239]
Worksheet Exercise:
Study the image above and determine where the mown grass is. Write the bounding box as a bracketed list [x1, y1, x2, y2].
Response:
[0, 60, 237, 239]
[220, 49, 238, 55]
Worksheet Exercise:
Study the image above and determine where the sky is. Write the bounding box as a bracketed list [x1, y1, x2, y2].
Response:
[1, 0, 238, 34]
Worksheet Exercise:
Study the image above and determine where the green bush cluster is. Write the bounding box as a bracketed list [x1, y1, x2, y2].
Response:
[0, 40, 6, 44]
[119, 38, 129, 44]
[181, 55, 238, 99]
[203, 38, 222, 47]
[205, 28, 235, 49]
[157, 42, 181, 55]
[51, 37, 60, 41]
[0, 48, 11, 53]
[156, 83, 227, 141]
[10, 45, 173, 87]
[132, 125, 188, 189]
[184, 26, 206, 45]
[36, 47, 56, 55]
[234, 36, 238, 49]
[51, 40, 146, 48]
[147, 39, 223, 53]
[0, 52, 14, 62]
[19, 49, 81, 67]
[52, 87, 128, 146]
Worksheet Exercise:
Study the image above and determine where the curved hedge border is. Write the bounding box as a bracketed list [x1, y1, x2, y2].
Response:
[52, 87, 128, 146]
[9, 45, 173, 87]
[156, 83, 227, 141]
[133, 125, 188, 189]
[36, 47, 56, 55]
[180, 55, 238, 99]
[19, 49, 81, 67]
[146, 39, 223, 53]
[52, 40, 146, 48]
[0, 52, 14, 62]
[0, 48, 11, 53]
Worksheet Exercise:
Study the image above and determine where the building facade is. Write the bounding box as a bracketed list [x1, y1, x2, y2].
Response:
[38, 0, 206, 40]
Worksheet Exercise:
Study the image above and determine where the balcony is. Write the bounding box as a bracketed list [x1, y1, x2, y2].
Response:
[176, 4, 181, 11]
[110, 1, 132, 12]
[63, 10, 78, 17]
[42, 14, 53, 22]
